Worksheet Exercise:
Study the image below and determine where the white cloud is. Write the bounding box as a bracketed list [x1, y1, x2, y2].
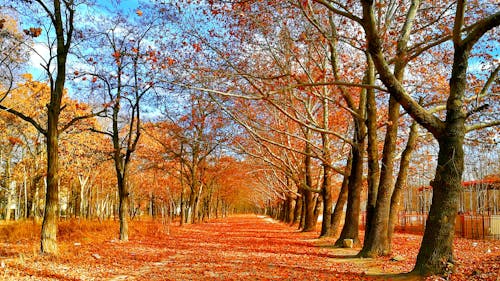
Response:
[28, 42, 54, 78]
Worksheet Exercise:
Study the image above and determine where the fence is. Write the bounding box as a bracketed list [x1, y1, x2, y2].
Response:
[361, 212, 500, 240]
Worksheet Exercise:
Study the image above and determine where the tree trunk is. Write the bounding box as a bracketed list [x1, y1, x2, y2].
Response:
[23, 169, 28, 219]
[292, 193, 302, 225]
[41, 111, 60, 254]
[359, 96, 400, 257]
[412, 46, 468, 276]
[335, 91, 365, 247]
[4, 152, 13, 220]
[320, 164, 333, 237]
[388, 121, 418, 250]
[335, 138, 364, 247]
[284, 195, 294, 223]
[328, 153, 352, 237]
[302, 147, 317, 231]
[362, 55, 379, 247]
[299, 193, 306, 229]
[180, 185, 185, 225]
[118, 176, 129, 241]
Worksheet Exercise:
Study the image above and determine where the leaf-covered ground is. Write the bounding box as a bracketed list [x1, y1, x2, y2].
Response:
[0, 215, 498, 280]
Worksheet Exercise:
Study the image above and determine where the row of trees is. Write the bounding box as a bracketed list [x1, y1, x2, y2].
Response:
[0, 0, 498, 278]
[0, 0, 260, 254]
[184, 0, 499, 276]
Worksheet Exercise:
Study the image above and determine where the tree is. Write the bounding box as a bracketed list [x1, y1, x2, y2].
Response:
[77, 10, 163, 240]
[359, 0, 499, 275]
[0, 9, 27, 101]
[146, 92, 229, 224]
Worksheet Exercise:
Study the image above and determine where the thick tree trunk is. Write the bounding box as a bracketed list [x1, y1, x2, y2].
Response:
[413, 133, 463, 275]
[190, 186, 201, 224]
[412, 46, 468, 276]
[299, 193, 306, 229]
[335, 91, 365, 247]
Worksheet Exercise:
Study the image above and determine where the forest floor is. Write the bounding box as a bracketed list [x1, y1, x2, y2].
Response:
[0, 215, 499, 280]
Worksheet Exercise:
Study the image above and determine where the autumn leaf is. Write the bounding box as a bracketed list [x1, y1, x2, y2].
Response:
[192, 43, 202, 52]
[23, 27, 42, 37]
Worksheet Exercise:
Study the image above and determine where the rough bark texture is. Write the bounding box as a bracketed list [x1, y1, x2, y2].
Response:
[412, 44, 468, 276]
[335, 80, 366, 247]
[284, 195, 295, 224]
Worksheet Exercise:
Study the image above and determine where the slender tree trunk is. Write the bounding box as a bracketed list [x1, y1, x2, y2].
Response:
[359, 96, 400, 257]
[320, 164, 333, 237]
[362, 55, 379, 246]
[293, 193, 302, 225]
[4, 152, 13, 220]
[328, 153, 352, 237]
[334, 140, 363, 247]
[388, 121, 419, 250]
[335, 97, 366, 247]
[41, 111, 60, 254]
[118, 176, 129, 241]
[23, 169, 28, 219]
[302, 144, 316, 231]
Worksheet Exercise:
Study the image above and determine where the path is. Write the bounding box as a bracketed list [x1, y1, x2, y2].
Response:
[2, 215, 420, 280]
[101, 215, 406, 280]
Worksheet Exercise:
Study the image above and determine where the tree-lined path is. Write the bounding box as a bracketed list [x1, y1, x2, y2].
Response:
[1, 215, 498, 280]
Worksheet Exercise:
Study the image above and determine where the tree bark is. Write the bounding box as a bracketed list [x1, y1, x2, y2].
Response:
[117, 175, 129, 241]
[41, 109, 60, 254]
[302, 140, 316, 232]
[359, 96, 400, 257]
[328, 153, 352, 237]
[292, 193, 302, 225]
[335, 85, 366, 247]
[412, 44, 469, 276]
[335, 132, 364, 247]
[361, 55, 379, 249]
[320, 164, 333, 237]
[388, 121, 419, 250]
